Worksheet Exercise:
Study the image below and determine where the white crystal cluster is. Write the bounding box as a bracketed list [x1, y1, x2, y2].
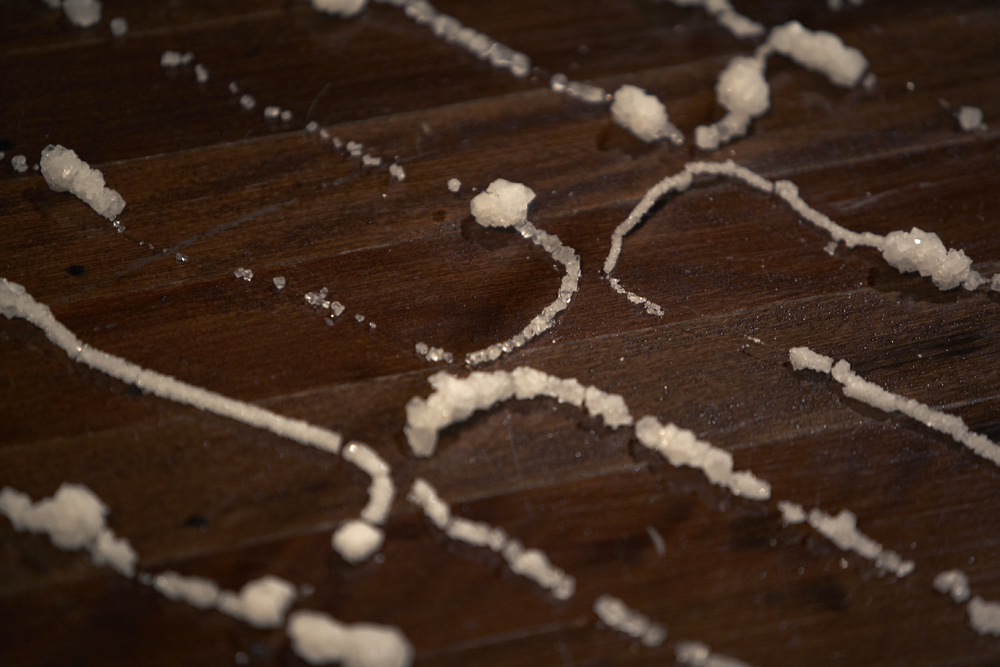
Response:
[550, 73, 608, 105]
[635, 416, 771, 500]
[311, 0, 368, 18]
[675, 640, 754, 667]
[696, 21, 868, 150]
[666, 0, 764, 39]
[1, 278, 398, 565]
[152, 572, 298, 629]
[933, 569, 971, 603]
[287, 610, 414, 667]
[789, 347, 1000, 465]
[407, 479, 576, 599]
[388, 163, 406, 181]
[781, 498, 913, 577]
[594, 595, 667, 647]
[161, 50, 194, 68]
[415, 341, 453, 363]
[610, 85, 684, 145]
[305, 286, 346, 317]
[466, 179, 581, 365]
[969, 597, 1000, 637]
[404, 367, 633, 457]
[109, 16, 127, 37]
[604, 161, 995, 318]
[373, 0, 531, 79]
[11, 155, 28, 173]
[0, 483, 137, 576]
[39, 144, 126, 220]
[331, 441, 395, 563]
[61, 0, 102, 28]
[957, 105, 985, 132]
[881, 227, 982, 291]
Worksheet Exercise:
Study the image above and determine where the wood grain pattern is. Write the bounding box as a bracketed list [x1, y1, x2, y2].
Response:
[2, 0, 999, 665]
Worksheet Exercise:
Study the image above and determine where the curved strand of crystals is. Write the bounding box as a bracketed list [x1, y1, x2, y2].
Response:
[464, 179, 581, 366]
[0, 278, 394, 564]
[603, 160, 995, 317]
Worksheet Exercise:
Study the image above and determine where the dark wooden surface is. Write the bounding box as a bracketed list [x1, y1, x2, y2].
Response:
[2, 1, 999, 665]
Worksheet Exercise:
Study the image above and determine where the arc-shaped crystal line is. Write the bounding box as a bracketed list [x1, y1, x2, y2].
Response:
[404, 365, 916, 577]
[602, 160, 992, 316]
[789, 346, 1000, 466]
[0, 278, 394, 553]
[465, 219, 581, 366]
[664, 0, 765, 40]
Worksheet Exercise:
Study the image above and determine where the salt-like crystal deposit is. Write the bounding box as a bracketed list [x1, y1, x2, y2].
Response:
[376, 0, 530, 79]
[195, 63, 209, 83]
[152, 571, 221, 609]
[346, 141, 364, 157]
[933, 569, 971, 603]
[332, 519, 385, 563]
[466, 180, 581, 365]
[407, 478, 574, 598]
[406, 478, 451, 529]
[161, 51, 194, 68]
[777, 500, 807, 525]
[969, 597, 1000, 636]
[610, 85, 684, 145]
[778, 500, 912, 576]
[281, 110, 293, 122]
[342, 441, 395, 525]
[264, 106, 282, 120]
[306, 121, 320, 133]
[388, 163, 406, 181]
[240, 94, 257, 111]
[362, 154, 382, 167]
[666, 0, 764, 39]
[109, 16, 128, 37]
[549, 72, 608, 104]
[807, 508, 914, 577]
[447, 177, 461, 192]
[566, 81, 607, 104]
[1, 278, 343, 456]
[635, 416, 771, 500]
[765, 21, 868, 87]
[215, 575, 298, 629]
[788, 346, 834, 373]
[604, 161, 993, 316]
[404, 367, 631, 458]
[311, 0, 368, 19]
[415, 341, 453, 363]
[11, 155, 28, 173]
[881, 227, 980, 290]
[273, 276, 286, 289]
[675, 640, 753, 667]
[957, 106, 985, 132]
[234, 267, 253, 281]
[790, 347, 1000, 466]
[503, 540, 576, 600]
[0, 483, 138, 577]
[286, 610, 414, 667]
[696, 21, 868, 149]
[63, 0, 102, 28]
[593, 595, 667, 647]
[39, 144, 126, 220]
[647, 525, 666, 556]
[228, 81, 240, 94]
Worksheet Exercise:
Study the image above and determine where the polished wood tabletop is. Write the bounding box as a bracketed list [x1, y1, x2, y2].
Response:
[1, 1, 999, 665]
